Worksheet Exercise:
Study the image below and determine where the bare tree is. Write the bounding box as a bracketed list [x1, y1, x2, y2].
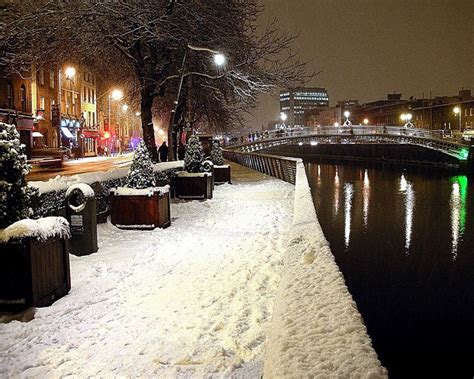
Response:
[1, 0, 310, 161]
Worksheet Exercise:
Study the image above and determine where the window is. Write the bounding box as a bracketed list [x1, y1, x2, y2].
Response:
[92, 89, 95, 104]
[40, 96, 45, 110]
[84, 86, 87, 101]
[37, 69, 44, 85]
[7, 81, 14, 109]
[20, 84, 27, 112]
[50, 69, 55, 88]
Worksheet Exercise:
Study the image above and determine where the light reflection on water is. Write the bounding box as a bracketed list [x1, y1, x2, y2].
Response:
[306, 162, 474, 378]
[399, 174, 415, 253]
[344, 182, 353, 249]
[362, 169, 370, 227]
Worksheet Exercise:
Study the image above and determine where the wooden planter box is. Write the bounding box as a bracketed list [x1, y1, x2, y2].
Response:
[213, 165, 231, 184]
[110, 188, 171, 230]
[0, 236, 71, 313]
[174, 172, 213, 200]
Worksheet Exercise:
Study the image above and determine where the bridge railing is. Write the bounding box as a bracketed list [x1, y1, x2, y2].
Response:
[226, 126, 470, 148]
[222, 149, 299, 184]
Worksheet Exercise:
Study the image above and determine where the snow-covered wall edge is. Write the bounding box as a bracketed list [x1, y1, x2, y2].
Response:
[264, 161, 387, 378]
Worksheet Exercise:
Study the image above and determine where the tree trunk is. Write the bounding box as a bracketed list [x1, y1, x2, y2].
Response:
[140, 88, 158, 162]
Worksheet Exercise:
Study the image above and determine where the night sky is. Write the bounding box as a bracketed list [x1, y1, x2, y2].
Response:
[248, 0, 473, 129]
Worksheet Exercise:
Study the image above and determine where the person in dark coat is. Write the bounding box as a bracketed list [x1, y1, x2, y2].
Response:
[158, 141, 168, 162]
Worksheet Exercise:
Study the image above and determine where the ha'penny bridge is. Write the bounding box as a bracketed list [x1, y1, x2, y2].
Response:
[223, 125, 474, 183]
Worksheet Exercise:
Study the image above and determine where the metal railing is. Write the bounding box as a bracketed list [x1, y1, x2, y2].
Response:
[226, 126, 471, 161]
[223, 150, 299, 184]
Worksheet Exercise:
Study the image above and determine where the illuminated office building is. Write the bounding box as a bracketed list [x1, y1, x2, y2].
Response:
[279, 87, 329, 127]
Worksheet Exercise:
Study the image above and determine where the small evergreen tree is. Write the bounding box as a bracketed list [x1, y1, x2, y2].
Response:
[184, 136, 204, 173]
[127, 141, 156, 189]
[210, 141, 224, 166]
[0, 122, 38, 228]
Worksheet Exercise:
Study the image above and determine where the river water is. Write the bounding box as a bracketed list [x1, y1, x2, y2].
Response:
[305, 161, 474, 378]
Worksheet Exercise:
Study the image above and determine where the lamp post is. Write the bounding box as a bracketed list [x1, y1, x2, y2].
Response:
[343, 110, 352, 126]
[400, 113, 413, 128]
[280, 112, 287, 129]
[169, 44, 226, 160]
[453, 106, 462, 132]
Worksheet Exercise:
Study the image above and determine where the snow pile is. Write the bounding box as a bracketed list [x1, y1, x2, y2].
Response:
[0, 176, 294, 377]
[264, 161, 387, 378]
[0, 217, 70, 243]
[65, 183, 95, 198]
[111, 185, 170, 196]
[30, 161, 183, 194]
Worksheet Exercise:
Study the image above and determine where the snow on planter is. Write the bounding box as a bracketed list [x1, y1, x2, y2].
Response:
[111, 185, 170, 197]
[0, 217, 71, 244]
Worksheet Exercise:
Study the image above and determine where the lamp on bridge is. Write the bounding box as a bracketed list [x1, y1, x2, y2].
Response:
[280, 112, 287, 129]
[400, 113, 413, 128]
[363, 118, 369, 126]
[343, 111, 352, 126]
[453, 107, 462, 132]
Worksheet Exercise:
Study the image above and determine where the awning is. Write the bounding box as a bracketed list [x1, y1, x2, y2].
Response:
[61, 127, 74, 139]
[32, 131, 44, 138]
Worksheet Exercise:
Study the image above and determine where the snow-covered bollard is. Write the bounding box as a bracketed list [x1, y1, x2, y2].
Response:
[65, 183, 98, 256]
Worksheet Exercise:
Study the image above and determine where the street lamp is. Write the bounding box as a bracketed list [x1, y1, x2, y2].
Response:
[343, 110, 352, 126]
[169, 44, 226, 160]
[363, 118, 369, 125]
[64, 66, 76, 80]
[122, 104, 129, 112]
[280, 112, 287, 128]
[453, 106, 462, 131]
[400, 113, 413, 128]
[213, 53, 226, 67]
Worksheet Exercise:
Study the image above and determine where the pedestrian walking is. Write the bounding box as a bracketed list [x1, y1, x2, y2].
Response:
[158, 141, 168, 162]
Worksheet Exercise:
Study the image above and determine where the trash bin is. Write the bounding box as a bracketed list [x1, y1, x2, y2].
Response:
[65, 183, 98, 256]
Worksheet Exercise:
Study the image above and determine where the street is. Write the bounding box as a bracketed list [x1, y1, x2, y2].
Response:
[27, 154, 133, 182]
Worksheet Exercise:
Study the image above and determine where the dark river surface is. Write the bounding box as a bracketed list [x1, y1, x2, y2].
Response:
[305, 161, 474, 379]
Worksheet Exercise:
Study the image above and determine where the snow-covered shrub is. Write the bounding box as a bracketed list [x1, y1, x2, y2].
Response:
[184, 135, 204, 173]
[210, 141, 224, 166]
[127, 141, 156, 189]
[0, 122, 38, 229]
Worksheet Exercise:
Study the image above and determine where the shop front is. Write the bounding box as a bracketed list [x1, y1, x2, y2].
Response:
[81, 129, 99, 157]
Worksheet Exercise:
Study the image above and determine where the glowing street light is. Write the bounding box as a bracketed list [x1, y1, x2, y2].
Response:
[453, 106, 462, 131]
[343, 110, 352, 126]
[111, 89, 124, 101]
[400, 113, 413, 128]
[64, 66, 76, 79]
[213, 53, 226, 66]
[121, 104, 129, 112]
[334, 122, 340, 127]
[363, 118, 369, 125]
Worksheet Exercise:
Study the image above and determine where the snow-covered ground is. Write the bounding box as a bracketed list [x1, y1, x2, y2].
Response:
[0, 177, 294, 377]
[264, 162, 387, 378]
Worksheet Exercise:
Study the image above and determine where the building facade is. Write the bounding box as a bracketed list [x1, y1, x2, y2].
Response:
[351, 90, 474, 132]
[280, 87, 329, 127]
[0, 64, 100, 157]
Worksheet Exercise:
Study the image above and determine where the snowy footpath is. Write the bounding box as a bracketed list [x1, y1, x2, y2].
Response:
[0, 169, 294, 377]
